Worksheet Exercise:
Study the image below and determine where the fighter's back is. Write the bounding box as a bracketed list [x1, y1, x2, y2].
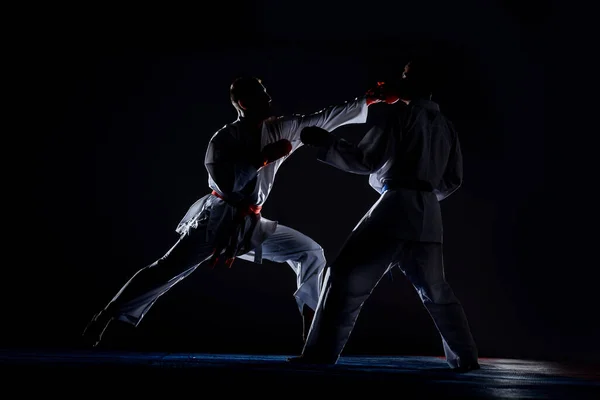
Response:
[383, 99, 457, 192]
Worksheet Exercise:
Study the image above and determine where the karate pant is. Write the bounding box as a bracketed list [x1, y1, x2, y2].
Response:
[302, 220, 478, 368]
[101, 223, 325, 327]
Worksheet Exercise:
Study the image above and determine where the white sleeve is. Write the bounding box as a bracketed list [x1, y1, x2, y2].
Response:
[317, 117, 393, 175]
[269, 97, 369, 145]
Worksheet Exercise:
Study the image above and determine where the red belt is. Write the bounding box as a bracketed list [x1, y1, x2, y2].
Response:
[211, 190, 262, 215]
[209, 190, 261, 269]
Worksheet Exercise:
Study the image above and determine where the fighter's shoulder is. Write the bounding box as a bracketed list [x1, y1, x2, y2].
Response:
[209, 122, 239, 144]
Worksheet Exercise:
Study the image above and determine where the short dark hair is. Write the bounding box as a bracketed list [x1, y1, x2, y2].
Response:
[230, 76, 262, 104]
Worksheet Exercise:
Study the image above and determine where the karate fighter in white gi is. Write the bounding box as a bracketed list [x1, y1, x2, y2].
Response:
[82, 76, 384, 347]
[290, 59, 480, 372]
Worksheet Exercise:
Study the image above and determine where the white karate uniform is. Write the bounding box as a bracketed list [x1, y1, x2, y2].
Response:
[301, 99, 479, 368]
[103, 97, 369, 326]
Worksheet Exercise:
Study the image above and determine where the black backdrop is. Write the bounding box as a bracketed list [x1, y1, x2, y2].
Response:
[7, 0, 598, 363]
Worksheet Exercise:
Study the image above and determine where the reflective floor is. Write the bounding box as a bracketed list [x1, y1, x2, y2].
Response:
[1, 349, 598, 399]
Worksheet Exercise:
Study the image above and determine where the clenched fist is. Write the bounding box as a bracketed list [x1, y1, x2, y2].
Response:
[366, 81, 400, 105]
[258, 139, 292, 167]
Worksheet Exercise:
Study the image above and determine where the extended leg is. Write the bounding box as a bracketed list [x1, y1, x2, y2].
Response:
[398, 242, 479, 369]
[297, 222, 399, 363]
[82, 226, 214, 347]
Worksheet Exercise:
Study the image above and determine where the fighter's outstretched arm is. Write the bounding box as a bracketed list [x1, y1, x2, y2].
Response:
[316, 123, 392, 174]
[299, 108, 394, 175]
[264, 81, 392, 154]
[272, 96, 369, 147]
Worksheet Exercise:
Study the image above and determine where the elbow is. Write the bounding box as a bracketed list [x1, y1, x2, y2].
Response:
[434, 180, 462, 201]
[439, 185, 461, 201]
[455, 177, 463, 191]
[357, 157, 377, 174]
[434, 190, 447, 202]
[360, 165, 379, 175]
[349, 167, 375, 175]
[360, 155, 382, 174]
[346, 160, 378, 175]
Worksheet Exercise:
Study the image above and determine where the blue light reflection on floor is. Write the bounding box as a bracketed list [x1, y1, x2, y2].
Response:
[0, 350, 598, 399]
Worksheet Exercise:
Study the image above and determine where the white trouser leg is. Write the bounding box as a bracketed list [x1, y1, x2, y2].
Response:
[239, 224, 326, 312]
[106, 224, 214, 326]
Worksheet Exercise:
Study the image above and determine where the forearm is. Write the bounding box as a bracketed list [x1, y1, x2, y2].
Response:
[316, 138, 375, 175]
[284, 97, 369, 142]
[312, 96, 368, 131]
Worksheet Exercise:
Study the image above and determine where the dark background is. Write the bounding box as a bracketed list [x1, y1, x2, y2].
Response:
[7, 0, 597, 363]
